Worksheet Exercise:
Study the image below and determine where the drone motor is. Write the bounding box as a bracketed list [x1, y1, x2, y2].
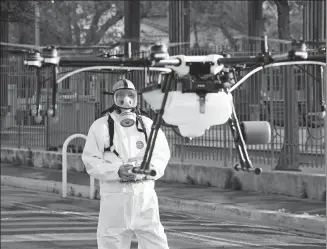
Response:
[43, 46, 60, 66]
[24, 51, 44, 68]
[149, 43, 169, 63]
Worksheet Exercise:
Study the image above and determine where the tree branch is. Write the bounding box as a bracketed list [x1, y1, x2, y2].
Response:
[140, 1, 153, 19]
[70, 2, 81, 45]
[219, 26, 237, 48]
[93, 10, 124, 45]
[273, 0, 291, 39]
[84, 2, 113, 45]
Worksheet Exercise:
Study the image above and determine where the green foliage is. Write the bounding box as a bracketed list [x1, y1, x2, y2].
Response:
[0, 1, 35, 24]
[190, 1, 248, 48]
[189, 0, 303, 47]
[264, 1, 303, 40]
[4, 1, 165, 46]
[38, 1, 125, 46]
[3, 1, 304, 48]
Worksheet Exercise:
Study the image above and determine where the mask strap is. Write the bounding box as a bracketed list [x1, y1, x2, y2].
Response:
[136, 115, 148, 142]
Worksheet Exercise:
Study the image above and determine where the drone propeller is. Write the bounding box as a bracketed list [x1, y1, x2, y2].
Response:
[1, 48, 40, 54]
[49, 42, 121, 50]
[234, 35, 326, 45]
[0, 42, 46, 51]
[118, 38, 191, 48]
[0, 42, 121, 52]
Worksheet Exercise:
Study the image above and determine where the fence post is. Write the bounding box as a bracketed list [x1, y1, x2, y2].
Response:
[324, 45, 327, 172]
[180, 137, 185, 163]
[268, 69, 275, 170]
[223, 124, 227, 167]
[18, 116, 21, 148]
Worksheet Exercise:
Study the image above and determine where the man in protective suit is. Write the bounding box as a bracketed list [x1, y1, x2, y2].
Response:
[82, 79, 171, 249]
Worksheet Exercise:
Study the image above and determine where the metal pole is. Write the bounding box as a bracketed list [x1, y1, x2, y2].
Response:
[169, 1, 190, 55]
[124, 0, 140, 55]
[324, 0, 327, 183]
[325, 0, 326, 243]
[124, 0, 140, 85]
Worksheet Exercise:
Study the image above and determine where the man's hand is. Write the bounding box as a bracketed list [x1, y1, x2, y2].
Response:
[118, 164, 136, 182]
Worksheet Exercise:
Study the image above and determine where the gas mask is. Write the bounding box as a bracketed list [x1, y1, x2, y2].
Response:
[112, 80, 138, 127]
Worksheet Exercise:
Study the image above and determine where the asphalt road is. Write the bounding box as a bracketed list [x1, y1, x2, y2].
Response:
[1, 186, 325, 249]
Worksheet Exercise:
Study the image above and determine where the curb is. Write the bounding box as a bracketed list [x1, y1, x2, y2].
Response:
[1, 175, 325, 235]
[0, 175, 97, 199]
[158, 197, 326, 236]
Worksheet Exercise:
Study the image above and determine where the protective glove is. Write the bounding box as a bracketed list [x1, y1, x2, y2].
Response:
[118, 164, 136, 182]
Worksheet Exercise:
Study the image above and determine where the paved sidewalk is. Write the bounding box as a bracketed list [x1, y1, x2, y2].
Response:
[1, 163, 326, 235]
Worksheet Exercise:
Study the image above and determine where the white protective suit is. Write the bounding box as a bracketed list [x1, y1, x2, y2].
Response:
[82, 110, 171, 249]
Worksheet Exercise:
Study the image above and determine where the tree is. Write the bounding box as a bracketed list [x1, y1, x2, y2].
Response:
[37, 1, 124, 46]
[263, 1, 304, 42]
[189, 1, 248, 49]
[246, 0, 264, 120]
[37, 1, 160, 47]
[273, 0, 301, 171]
[1, 1, 36, 44]
[188, 1, 304, 50]
[0, 1, 35, 24]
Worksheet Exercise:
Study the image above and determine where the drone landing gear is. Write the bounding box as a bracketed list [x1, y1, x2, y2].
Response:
[30, 65, 58, 124]
[25, 47, 59, 123]
[132, 73, 174, 176]
[30, 68, 43, 123]
[228, 105, 271, 175]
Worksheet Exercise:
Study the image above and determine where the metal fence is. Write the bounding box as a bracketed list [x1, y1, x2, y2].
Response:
[0, 46, 325, 173]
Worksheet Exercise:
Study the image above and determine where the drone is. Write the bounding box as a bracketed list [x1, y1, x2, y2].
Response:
[1, 37, 326, 176]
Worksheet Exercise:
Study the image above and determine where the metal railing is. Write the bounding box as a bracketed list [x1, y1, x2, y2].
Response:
[0, 46, 325, 173]
[62, 133, 95, 199]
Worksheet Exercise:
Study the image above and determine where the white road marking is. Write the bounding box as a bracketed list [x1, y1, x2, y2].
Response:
[1, 226, 96, 233]
[167, 229, 260, 247]
[1, 233, 97, 243]
[1, 210, 57, 215]
[162, 219, 212, 224]
[1, 216, 94, 222]
[11, 202, 56, 210]
[1, 202, 100, 244]
[199, 222, 272, 228]
[167, 229, 325, 247]
[1, 210, 99, 218]
[166, 231, 240, 247]
[1, 186, 325, 247]
[2, 221, 97, 226]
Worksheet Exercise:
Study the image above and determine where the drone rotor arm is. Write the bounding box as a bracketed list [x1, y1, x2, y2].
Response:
[217, 49, 325, 68]
[58, 56, 152, 68]
[229, 60, 326, 92]
[218, 56, 262, 66]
